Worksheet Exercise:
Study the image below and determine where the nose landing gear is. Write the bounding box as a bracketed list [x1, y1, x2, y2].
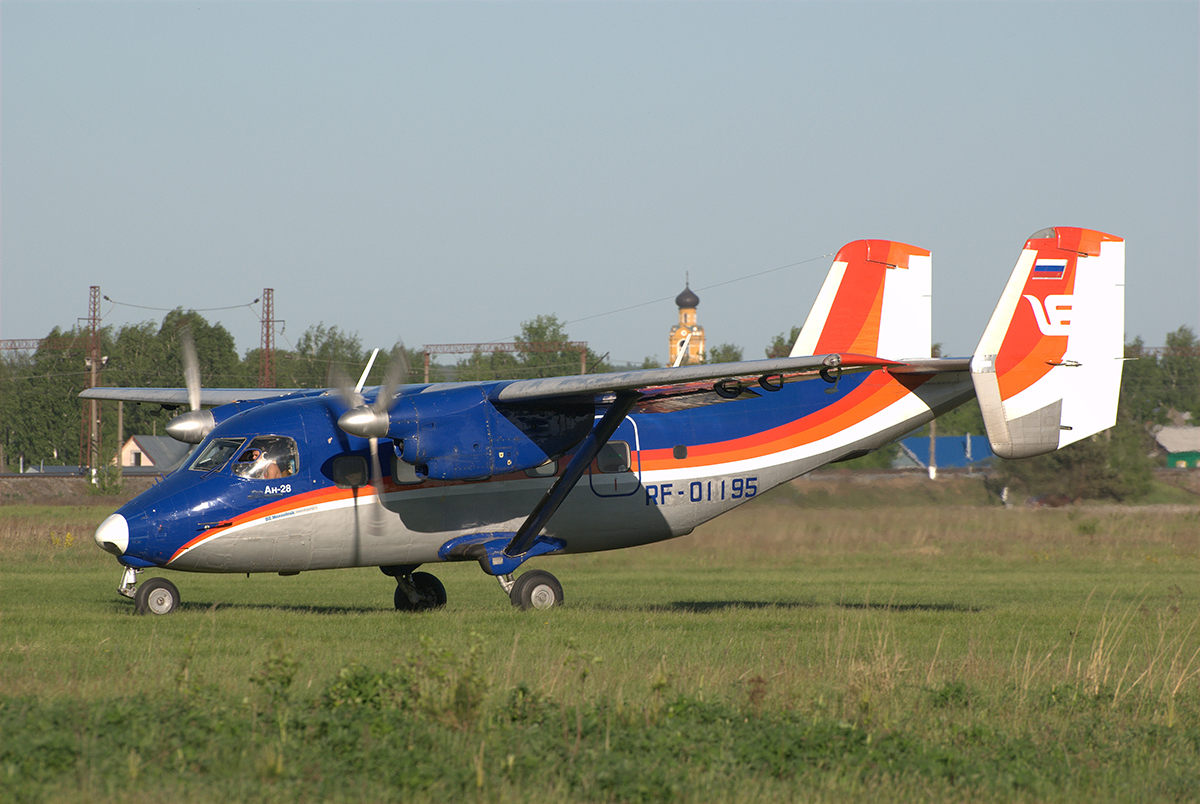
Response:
[117, 567, 181, 615]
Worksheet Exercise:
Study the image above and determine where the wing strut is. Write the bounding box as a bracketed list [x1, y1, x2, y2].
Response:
[504, 391, 641, 559]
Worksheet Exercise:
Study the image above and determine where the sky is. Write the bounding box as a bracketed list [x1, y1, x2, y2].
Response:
[3, 1, 1198, 371]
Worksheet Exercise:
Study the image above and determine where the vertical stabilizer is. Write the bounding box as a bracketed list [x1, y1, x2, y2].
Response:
[790, 240, 932, 360]
[970, 227, 1125, 458]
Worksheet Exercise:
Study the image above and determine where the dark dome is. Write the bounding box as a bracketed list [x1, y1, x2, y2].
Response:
[675, 285, 700, 309]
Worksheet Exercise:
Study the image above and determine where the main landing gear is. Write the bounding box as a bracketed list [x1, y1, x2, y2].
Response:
[118, 567, 181, 616]
[383, 565, 565, 611]
[499, 569, 564, 610]
[393, 571, 448, 612]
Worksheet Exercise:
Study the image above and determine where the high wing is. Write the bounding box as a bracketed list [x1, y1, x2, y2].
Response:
[78, 353, 962, 412]
[491, 353, 898, 406]
[78, 387, 313, 406]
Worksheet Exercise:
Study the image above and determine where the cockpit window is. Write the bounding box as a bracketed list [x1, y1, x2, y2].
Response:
[189, 437, 246, 473]
[232, 436, 299, 480]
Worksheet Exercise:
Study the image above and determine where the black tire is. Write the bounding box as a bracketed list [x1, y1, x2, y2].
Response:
[134, 577, 180, 615]
[394, 571, 447, 612]
[509, 569, 563, 610]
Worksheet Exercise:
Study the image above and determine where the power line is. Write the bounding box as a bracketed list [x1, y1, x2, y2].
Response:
[563, 252, 834, 329]
[101, 295, 261, 314]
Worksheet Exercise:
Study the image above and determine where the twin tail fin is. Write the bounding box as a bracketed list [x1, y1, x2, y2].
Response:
[789, 240, 932, 361]
[970, 227, 1125, 458]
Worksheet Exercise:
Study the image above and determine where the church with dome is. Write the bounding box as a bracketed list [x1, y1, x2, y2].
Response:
[668, 281, 705, 366]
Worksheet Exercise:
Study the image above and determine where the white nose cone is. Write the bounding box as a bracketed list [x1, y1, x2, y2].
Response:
[94, 514, 129, 556]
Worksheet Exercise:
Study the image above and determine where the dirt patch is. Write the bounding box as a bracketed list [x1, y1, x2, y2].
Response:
[0, 475, 158, 506]
[1154, 468, 1200, 496]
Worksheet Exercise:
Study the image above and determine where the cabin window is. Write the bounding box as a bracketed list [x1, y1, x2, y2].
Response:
[189, 437, 246, 473]
[232, 436, 299, 480]
[596, 441, 631, 474]
[332, 455, 369, 488]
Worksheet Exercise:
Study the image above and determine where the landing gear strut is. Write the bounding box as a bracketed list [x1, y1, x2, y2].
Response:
[118, 566, 140, 599]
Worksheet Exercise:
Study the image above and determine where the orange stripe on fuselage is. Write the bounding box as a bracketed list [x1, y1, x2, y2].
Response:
[638, 371, 929, 471]
[168, 484, 358, 562]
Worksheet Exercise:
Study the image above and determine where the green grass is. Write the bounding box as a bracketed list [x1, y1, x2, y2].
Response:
[2, 484, 1199, 803]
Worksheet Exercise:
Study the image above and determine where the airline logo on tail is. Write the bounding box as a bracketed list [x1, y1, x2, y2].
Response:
[1023, 294, 1073, 336]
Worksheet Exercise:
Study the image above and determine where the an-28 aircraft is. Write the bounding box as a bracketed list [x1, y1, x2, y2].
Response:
[83, 227, 1125, 614]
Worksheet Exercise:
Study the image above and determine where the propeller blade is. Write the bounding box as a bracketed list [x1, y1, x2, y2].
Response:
[181, 327, 201, 412]
[356, 348, 380, 394]
[336, 345, 406, 539]
[370, 343, 408, 414]
[337, 342, 408, 440]
[367, 435, 389, 537]
[329, 362, 363, 411]
[369, 437, 384, 491]
[365, 346, 404, 538]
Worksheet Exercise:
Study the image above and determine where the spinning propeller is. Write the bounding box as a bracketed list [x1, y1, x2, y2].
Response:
[165, 327, 217, 443]
[333, 345, 409, 540]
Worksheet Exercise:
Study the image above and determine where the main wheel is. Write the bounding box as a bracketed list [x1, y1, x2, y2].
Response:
[134, 577, 180, 615]
[510, 569, 563, 610]
[394, 571, 447, 612]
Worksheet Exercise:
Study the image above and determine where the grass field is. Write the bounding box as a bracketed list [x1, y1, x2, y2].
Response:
[2, 476, 1198, 803]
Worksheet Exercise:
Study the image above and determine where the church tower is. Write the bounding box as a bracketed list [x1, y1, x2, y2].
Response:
[668, 281, 705, 366]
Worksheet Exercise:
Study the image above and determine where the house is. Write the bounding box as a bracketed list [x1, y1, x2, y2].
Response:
[1153, 426, 1200, 468]
[119, 435, 192, 474]
[896, 435, 994, 470]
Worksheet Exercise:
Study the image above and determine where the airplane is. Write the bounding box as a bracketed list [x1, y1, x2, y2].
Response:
[82, 227, 1125, 615]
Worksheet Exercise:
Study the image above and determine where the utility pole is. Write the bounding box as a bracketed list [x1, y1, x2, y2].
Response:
[928, 418, 938, 481]
[116, 401, 124, 480]
[259, 288, 278, 388]
[80, 286, 103, 475]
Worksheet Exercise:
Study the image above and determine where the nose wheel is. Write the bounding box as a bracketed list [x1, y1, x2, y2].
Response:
[134, 577, 181, 615]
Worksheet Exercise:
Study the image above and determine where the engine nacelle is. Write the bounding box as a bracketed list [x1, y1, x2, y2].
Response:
[387, 386, 592, 481]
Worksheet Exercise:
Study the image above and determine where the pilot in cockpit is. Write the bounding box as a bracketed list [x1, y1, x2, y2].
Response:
[235, 448, 282, 479]
[233, 438, 297, 480]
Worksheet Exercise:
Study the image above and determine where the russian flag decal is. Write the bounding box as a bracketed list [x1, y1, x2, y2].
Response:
[1032, 259, 1066, 279]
